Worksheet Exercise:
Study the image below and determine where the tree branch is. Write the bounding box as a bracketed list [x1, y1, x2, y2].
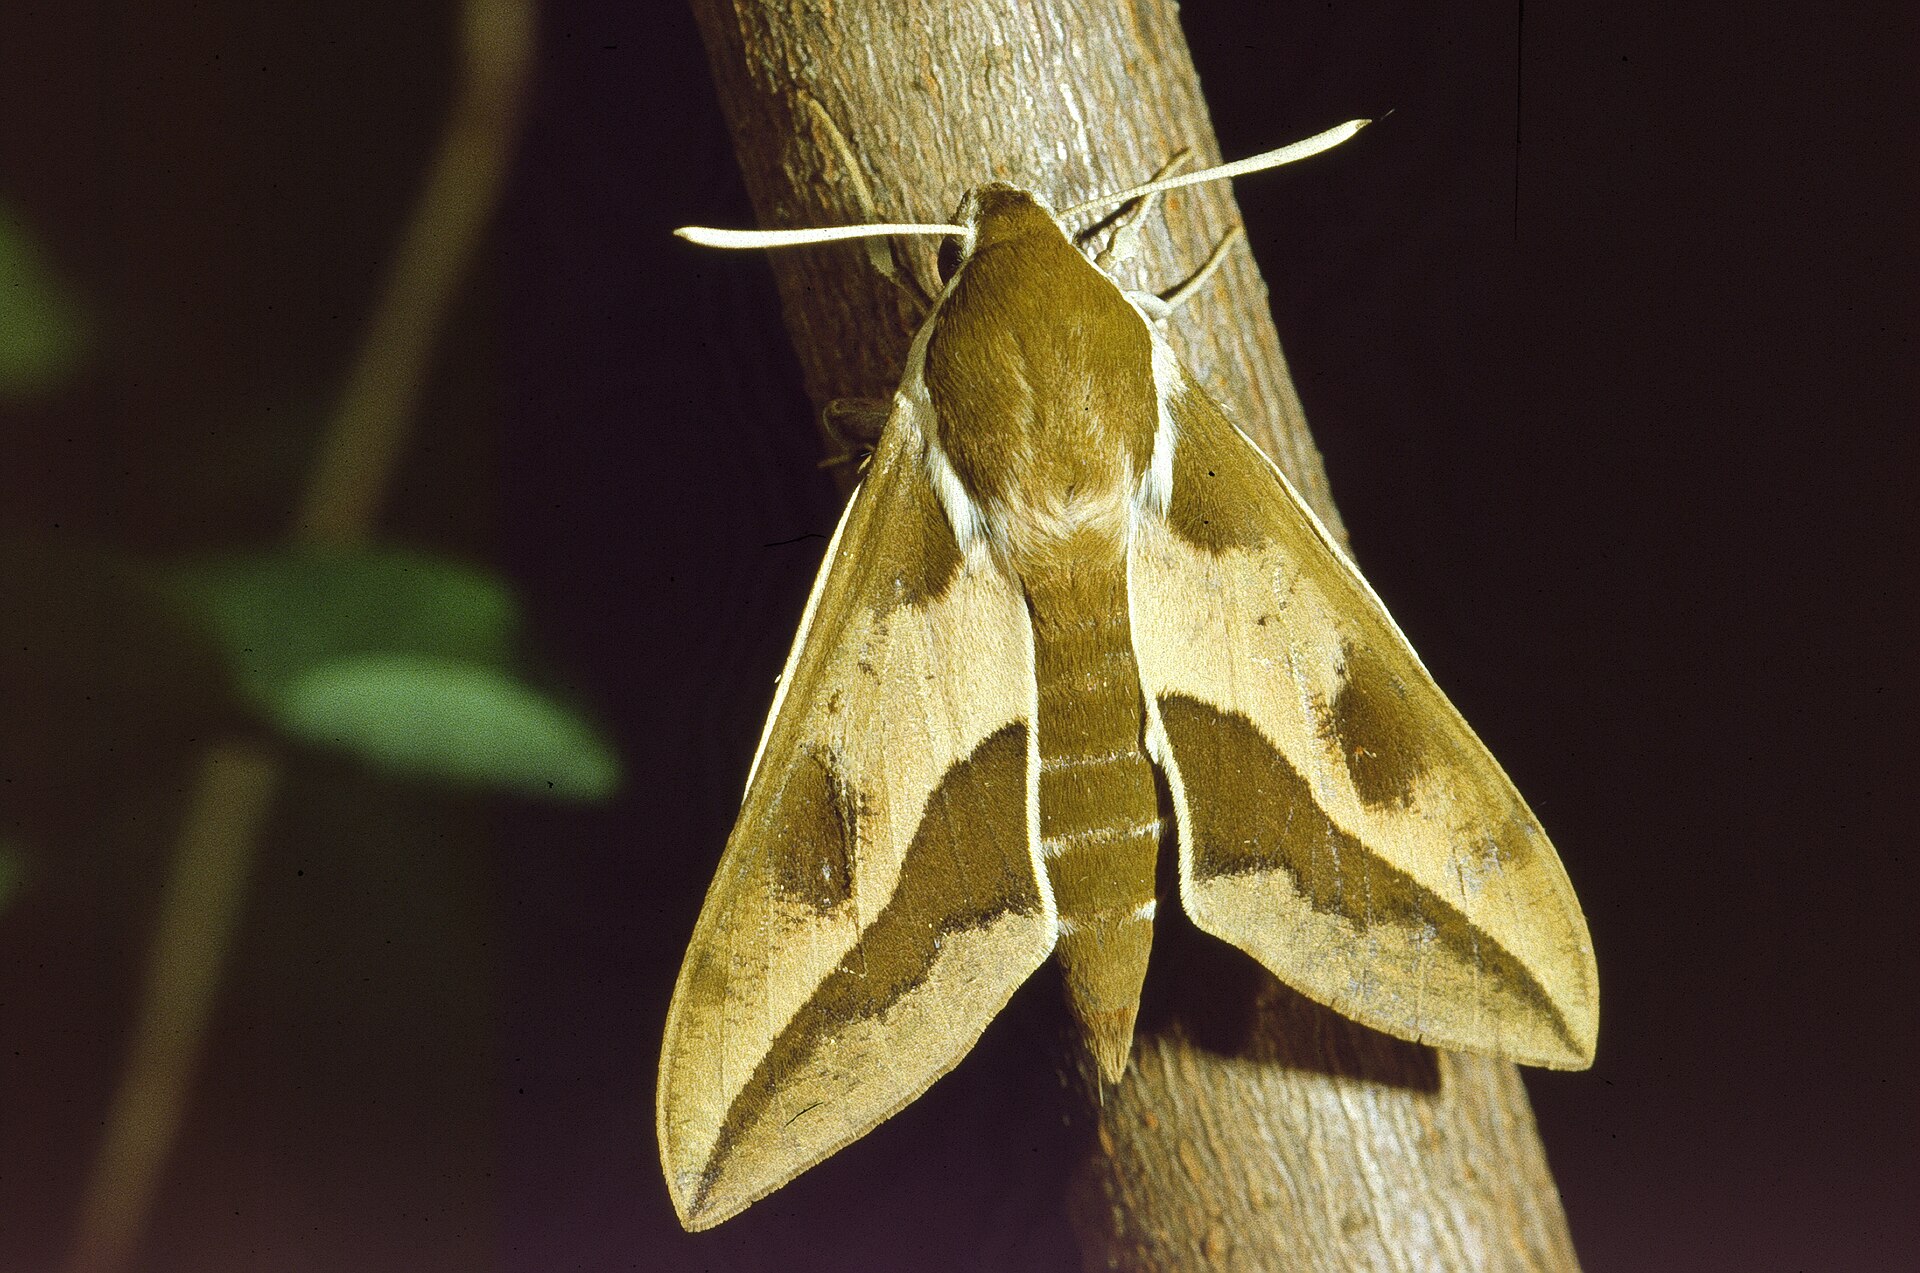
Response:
[681, 1, 1581, 1267]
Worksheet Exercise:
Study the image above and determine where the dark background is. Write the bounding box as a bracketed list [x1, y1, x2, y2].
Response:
[2, 2, 1910, 1270]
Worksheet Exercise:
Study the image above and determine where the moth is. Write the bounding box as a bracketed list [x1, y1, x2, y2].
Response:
[659, 120, 1597, 1231]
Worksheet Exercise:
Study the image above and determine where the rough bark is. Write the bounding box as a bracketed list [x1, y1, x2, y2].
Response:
[681, 2, 1582, 1269]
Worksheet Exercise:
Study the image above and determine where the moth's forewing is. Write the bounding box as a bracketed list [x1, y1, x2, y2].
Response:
[657, 412, 1054, 1230]
[1131, 376, 1597, 1069]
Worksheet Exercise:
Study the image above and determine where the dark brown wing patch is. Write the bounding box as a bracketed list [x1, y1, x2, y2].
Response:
[764, 746, 863, 915]
[1322, 638, 1434, 813]
[860, 433, 963, 609]
[1164, 385, 1274, 553]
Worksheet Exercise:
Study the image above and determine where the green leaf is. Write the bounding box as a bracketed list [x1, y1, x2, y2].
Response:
[0, 201, 88, 395]
[278, 653, 621, 802]
[164, 548, 618, 801]
[167, 547, 521, 706]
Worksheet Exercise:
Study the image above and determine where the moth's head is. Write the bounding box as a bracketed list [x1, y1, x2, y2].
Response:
[942, 183, 1071, 283]
[953, 184, 1063, 248]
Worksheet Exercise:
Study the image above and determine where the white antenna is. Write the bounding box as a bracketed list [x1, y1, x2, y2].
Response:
[674, 118, 1372, 249]
[1061, 119, 1370, 220]
[674, 222, 964, 250]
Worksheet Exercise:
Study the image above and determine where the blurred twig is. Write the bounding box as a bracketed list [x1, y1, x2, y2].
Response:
[296, 0, 536, 545]
[62, 4, 535, 1270]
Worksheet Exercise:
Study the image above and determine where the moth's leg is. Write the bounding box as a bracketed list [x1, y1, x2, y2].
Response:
[819, 397, 891, 472]
[1129, 225, 1246, 324]
[852, 213, 937, 318]
[799, 92, 937, 314]
[1081, 148, 1193, 272]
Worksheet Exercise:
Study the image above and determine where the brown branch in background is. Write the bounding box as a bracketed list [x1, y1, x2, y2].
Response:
[295, 0, 536, 545]
[681, 1, 1581, 1269]
[61, 4, 535, 1270]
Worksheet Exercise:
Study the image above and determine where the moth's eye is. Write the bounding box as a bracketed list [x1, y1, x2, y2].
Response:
[936, 236, 962, 285]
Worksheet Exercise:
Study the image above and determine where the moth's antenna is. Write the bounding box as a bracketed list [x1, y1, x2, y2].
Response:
[1061, 118, 1371, 220]
[677, 117, 1371, 248]
[674, 222, 965, 250]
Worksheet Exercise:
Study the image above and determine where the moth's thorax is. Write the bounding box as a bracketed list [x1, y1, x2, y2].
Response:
[922, 185, 1158, 574]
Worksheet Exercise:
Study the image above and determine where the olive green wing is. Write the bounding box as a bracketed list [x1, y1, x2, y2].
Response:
[1130, 373, 1596, 1069]
[658, 412, 1054, 1230]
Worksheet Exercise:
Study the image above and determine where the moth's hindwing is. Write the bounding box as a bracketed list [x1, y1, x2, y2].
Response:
[657, 414, 1054, 1230]
[1131, 374, 1598, 1069]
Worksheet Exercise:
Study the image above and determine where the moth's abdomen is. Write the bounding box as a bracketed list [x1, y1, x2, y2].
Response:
[1026, 546, 1159, 1084]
